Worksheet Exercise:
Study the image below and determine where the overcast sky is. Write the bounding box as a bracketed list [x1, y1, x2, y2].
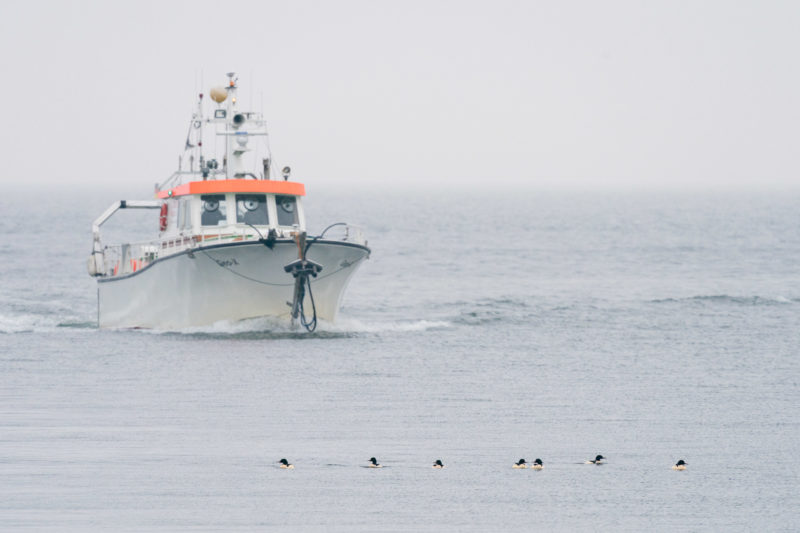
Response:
[1, 0, 798, 191]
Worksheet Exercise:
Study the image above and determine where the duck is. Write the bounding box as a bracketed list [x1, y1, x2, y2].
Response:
[513, 458, 528, 469]
[672, 459, 687, 471]
[531, 458, 544, 470]
[585, 454, 605, 465]
[432, 459, 445, 469]
[367, 457, 383, 468]
[278, 458, 294, 469]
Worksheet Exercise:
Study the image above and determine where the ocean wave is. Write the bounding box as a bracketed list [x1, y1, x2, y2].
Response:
[57, 320, 98, 329]
[448, 296, 535, 326]
[649, 294, 797, 306]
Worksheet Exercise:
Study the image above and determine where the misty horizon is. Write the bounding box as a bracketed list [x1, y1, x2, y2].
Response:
[1, 0, 797, 190]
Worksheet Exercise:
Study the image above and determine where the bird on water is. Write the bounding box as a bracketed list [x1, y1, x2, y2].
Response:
[513, 459, 528, 469]
[367, 457, 383, 468]
[432, 460, 444, 469]
[586, 455, 605, 465]
[672, 459, 688, 470]
[278, 458, 294, 469]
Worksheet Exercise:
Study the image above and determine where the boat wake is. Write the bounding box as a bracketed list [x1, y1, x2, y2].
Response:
[0, 307, 98, 334]
[139, 315, 451, 339]
[0, 312, 53, 334]
[0, 304, 450, 338]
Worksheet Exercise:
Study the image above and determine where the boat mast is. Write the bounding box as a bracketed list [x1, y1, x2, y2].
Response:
[225, 72, 237, 179]
[196, 92, 204, 172]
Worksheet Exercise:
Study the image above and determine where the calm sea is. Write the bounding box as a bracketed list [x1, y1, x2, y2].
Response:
[1, 185, 798, 531]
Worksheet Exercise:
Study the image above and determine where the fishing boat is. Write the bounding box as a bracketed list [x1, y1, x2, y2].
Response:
[87, 73, 370, 331]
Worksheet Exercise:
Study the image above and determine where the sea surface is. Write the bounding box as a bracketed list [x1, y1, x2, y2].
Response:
[1, 185, 799, 531]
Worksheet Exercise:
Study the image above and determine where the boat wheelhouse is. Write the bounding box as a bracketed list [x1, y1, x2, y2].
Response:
[88, 73, 370, 330]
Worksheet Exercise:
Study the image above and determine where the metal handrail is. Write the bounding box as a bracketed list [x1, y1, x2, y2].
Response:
[97, 224, 366, 277]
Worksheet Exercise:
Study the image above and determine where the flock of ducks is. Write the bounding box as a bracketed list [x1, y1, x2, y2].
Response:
[278, 455, 689, 470]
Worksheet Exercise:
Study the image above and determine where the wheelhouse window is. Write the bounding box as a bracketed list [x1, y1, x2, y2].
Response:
[236, 194, 269, 225]
[276, 195, 299, 226]
[201, 195, 227, 226]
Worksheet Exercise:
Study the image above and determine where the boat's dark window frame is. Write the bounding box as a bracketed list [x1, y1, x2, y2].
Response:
[275, 195, 299, 226]
[235, 194, 269, 226]
[200, 194, 227, 226]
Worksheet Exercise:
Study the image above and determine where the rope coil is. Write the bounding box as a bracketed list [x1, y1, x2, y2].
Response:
[284, 231, 323, 332]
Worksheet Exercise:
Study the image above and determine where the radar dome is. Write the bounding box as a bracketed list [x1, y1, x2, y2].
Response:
[209, 86, 227, 103]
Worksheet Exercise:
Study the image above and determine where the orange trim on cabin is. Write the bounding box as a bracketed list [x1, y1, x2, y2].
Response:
[157, 179, 306, 199]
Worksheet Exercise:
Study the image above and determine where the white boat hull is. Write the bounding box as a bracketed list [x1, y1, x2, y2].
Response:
[97, 240, 369, 329]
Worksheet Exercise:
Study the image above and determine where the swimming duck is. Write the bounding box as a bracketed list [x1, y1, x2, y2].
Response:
[531, 458, 544, 470]
[432, 460, 444, 469]
[672, 459, 687, 471]
[278, 458, 294, 469]
[513, 459, 528, 469]
[367, 457, 383, 468]
[585, 454, 605, 465]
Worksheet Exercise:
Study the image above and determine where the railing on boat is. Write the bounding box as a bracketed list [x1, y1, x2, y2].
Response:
[96, 224, 367, 277]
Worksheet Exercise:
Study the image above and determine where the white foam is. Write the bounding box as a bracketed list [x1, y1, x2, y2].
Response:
[143, 315, 450, 336]
[0, 312, 55, 334]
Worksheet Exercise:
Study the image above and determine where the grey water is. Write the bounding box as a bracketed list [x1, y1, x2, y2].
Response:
[1, 185, 799, 531]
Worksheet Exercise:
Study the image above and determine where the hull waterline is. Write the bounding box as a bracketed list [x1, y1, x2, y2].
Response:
[98, 240, 369, 329]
